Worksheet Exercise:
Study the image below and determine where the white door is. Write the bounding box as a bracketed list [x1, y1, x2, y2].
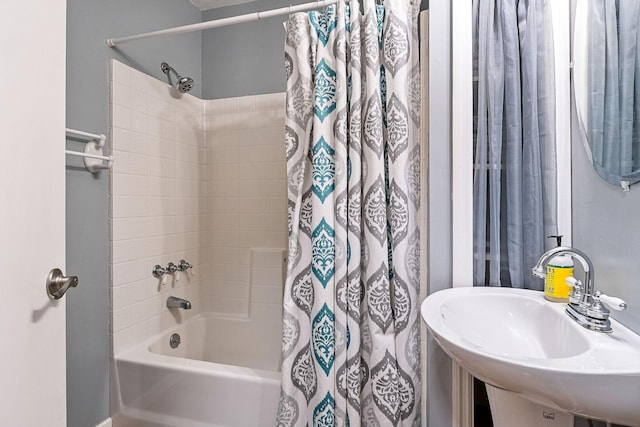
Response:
[0, 0, 67, 425]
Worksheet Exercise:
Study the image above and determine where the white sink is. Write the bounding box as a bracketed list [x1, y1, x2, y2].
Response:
[421, 287, 640, 426]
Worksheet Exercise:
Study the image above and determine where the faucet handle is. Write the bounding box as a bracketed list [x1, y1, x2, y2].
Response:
[177, 259, 192, 271]
[152, 265, 166, 278]
[166, 262, 178, 274]
[587, 292, 611, 320]
[566, 276, 580, 288]
[595, 291, 627, 311]
[566, 277, 584, 304]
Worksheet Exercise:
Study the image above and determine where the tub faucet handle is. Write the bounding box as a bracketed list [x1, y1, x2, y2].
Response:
[152, 265, 166, 278]
[166, 262, 178, 274]
[178, 259, 192, 271]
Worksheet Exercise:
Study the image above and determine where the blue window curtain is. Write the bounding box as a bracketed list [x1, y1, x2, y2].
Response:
[472, 0, 557, 289]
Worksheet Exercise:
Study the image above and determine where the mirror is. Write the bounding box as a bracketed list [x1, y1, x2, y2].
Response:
[574, 0, 640, 188]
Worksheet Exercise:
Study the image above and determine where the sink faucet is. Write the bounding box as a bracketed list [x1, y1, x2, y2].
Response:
[532, 246, 626, 333]
[167, 296, 192, 310]
[532, 246, 594, 304]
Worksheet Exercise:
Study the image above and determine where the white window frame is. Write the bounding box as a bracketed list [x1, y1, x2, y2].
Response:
[450, 1, 572, 425]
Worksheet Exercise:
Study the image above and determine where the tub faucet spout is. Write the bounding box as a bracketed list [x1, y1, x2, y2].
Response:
[167, 296, 191, 310]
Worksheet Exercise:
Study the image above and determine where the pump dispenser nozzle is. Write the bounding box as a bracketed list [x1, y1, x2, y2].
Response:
[548, 235, 563, 247]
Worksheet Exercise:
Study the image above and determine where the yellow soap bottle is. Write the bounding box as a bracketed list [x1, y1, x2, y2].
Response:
[544, 235, 574, 302]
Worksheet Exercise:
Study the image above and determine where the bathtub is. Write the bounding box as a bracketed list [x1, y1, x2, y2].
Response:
[111, 313, 282, 427]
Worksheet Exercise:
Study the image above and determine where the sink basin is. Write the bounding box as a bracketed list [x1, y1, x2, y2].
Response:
[421, 287, 640, 426]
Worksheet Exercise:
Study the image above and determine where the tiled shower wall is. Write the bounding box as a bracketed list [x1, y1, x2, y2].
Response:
[109, 60, 205, 355]
[203, 94, 287, 319]
[109, 60, 287, 355]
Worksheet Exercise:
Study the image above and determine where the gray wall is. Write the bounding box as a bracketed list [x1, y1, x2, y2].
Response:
[571, 109, 640, 335]
[201, 0, 309, 99]
[568, 0, 639, 336]
[65, 2, 201, 426]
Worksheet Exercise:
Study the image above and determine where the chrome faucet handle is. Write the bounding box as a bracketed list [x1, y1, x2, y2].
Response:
[566, 277, 584, 304]
[152, 265, 166, 278]
[166, 262, 178, 274]
[177, 259, 192, 271]
[595, 291, 627, 311]
[587, 292, 610, 320]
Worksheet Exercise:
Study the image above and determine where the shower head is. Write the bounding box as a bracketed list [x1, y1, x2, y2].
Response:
[161, 62, 194, 93]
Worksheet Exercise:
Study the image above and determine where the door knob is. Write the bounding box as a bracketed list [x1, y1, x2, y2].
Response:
[46, 268, 78, 299]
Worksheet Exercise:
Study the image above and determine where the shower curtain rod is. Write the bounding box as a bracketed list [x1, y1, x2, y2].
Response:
[106, 0, 341, 47]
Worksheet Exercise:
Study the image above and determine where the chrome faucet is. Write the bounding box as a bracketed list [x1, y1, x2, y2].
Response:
[167, 296, 192, 310]
[532, 246, 594, 303]
[532, 246, 627, 333]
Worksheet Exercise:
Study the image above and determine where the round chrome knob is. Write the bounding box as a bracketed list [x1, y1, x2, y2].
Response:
[166, 262, 178, 274]
[177, 260, 192, 271]
[152, 265, 166, 278]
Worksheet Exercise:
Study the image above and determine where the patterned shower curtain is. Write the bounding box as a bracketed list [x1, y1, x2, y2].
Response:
[278, 0, 421, 425]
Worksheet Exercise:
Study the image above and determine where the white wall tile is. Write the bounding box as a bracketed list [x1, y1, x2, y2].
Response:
[147, 116, 162, 138]
[111, 284, 132, 310]
[111, 104, 132, 130]
[111, 60, 131, 87]
[129, 69, 150, 95]
[251, 249, 286, 268]
[202, 93, 288, 320]
[129, 132, 148, 155]
[112, 262, 133, 288]
[111, 81, 131, 108]
[130, 197, 148, 218]
[209, 298, 248, 317]
[249, 302, 282, 323]
[111, 306, 131, 333]
[110, 61, 204, 355]
[130, 88, 147, 114]
[130, 110, 147, 134]
[251, 286, 283, 304]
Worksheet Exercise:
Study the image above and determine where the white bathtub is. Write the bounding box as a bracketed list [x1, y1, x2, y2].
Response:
[111, 313, 282, 427]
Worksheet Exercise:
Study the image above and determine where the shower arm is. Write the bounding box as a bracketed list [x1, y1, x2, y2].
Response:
[161, 62, 179, 80]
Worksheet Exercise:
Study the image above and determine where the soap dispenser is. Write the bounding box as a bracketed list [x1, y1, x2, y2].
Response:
[544, 235, 574, 302]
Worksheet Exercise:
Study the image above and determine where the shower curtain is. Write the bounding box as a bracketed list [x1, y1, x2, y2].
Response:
[278, 0, 421, 425]
[472, 0, 557, 289]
